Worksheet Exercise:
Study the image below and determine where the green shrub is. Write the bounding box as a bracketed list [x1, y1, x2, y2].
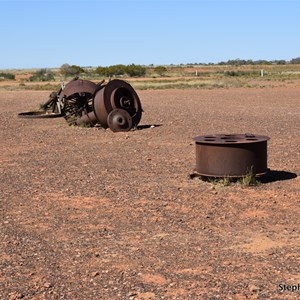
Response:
[154, 66, 167, 76]
[60, 63, 85, 76]
[0, 72, 15, 80]
[29, 69, 55, 81]
[125, 64, 146, 77]
[95, 66, 107, 76]
[290, 57, 300, 64]
[109, 64, 127, 76]
[95, 64, 146, 77]
[224, 70, 257, 77]
[95, 65, 126, 76]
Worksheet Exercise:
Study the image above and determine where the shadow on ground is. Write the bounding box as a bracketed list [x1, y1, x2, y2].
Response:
[136, 124, 162, 130]
[189, 170, 298, 185]
[260, 170, 298, 183]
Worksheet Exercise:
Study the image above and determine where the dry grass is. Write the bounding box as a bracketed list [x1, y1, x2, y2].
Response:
[1, 64, 300, 91]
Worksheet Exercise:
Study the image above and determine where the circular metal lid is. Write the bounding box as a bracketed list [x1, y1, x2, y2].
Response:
[193, 133, 270, 144]
[107, 109, 133, 132]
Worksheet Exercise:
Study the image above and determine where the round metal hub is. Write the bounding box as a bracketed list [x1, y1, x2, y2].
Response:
[93, 79, 142, 129]
[107, 109, 133, 132]
[193, 134, 270, 177]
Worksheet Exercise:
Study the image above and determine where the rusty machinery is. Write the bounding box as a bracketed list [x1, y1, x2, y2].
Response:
[191, 133, 270, 178]
[18, 77, 142, 132]
[19, 81, 273, 179]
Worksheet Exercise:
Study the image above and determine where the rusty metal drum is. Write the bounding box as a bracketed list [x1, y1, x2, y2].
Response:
[93, 79, 142, 129]
[192, 134, 270, 177]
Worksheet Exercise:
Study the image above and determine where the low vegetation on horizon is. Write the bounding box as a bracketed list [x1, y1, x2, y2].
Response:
[1, 57, 300, 91]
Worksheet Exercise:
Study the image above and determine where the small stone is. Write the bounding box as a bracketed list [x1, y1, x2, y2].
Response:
[44, 282, 53, 289]
[91, 271, 100, 277]
[128, 291, 137, 299]
[249, 284, 261, 292]
[9, 292, 24, 300]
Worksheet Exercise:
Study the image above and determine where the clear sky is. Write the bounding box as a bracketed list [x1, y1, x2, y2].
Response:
[0, 0, 299, 69]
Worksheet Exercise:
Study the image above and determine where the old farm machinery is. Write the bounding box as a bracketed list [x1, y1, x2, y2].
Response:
[18, 77, 143, 132]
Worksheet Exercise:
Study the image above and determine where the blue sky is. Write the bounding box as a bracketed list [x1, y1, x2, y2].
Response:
[0, 0, 299, 69]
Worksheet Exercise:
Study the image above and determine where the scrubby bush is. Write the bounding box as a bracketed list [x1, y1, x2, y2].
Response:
[290, 57, 300, 64]
[0, 72, 15, 80]
[95, 64, 127, 76]
[224, 70, 257, 77]
[95, 66, 107, 76]
[273, 60, 286, 65]
[125, 64, 146, 77]
[29, 69, 55, 81]
[154, 66, 167, 76]
[95, 64, 146, 77]
[60, 63, 85, 76]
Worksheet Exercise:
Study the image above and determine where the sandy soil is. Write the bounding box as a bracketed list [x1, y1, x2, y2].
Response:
[0, 84, 300, 299]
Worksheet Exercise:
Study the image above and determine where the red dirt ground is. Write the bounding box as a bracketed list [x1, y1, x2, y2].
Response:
[0, 84, 299, 299]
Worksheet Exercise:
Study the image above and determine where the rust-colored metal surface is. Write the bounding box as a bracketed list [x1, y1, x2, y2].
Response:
[93, 79, 142, 129]
[107, 109, 133, 132]
[59, 78, 98, 101]
[192, 134, 270, 177]
[59, 79, 98, 124]
[18, 78, 143, 132]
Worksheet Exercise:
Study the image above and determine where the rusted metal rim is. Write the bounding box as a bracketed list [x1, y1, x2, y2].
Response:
[59, 79, 98, 100]
[93, 79, 142, 129]
[193, 133, 270, 177]
[60, 79, 99, 124]
[191, 169, 270, 179]
[107, 109, 133, 132]
[18, 111, 63, 118]
[193, 134, 270, 144]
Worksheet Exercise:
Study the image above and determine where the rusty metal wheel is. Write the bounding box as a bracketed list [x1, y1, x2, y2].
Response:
[107, 109, 133, 132]
[93, 79, 142, 129]
[59, 79, 98, 124]
[59, 78, 98, 101]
